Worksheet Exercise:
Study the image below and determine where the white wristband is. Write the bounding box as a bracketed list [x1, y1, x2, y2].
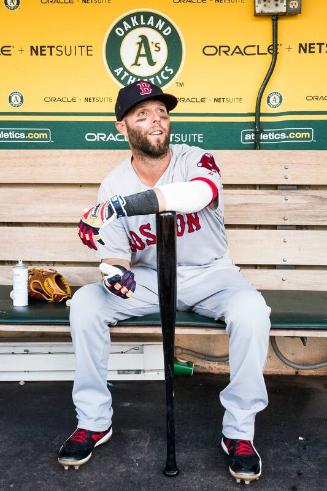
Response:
[99, 263, 123, 278]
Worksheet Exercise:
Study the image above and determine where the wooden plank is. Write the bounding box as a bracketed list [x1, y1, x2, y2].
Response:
[1, 265, 327, 290]
[0, 226, 93, 262]
[0, 325, 222, 335]
[0, 185, 98, 223]
[268, 330, 327, 338]
[242, 269, 327, 291]
[218, 150, 327, 165]
[0, 265, 99, 286]
[0, 324, 326, 337]
[219, 149, 327, 184]
[228, 229, 327, 266]
[0, 325, 71, 334]
[0, 150, 127, 184]
[222, 161, 327, 185]
[1, 150, 326, 185]
[224, 189, 327, 225]
[2, 187, 327, 225]
[1, 227, 327, 265]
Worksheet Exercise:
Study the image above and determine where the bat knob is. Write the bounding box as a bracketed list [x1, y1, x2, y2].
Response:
[163, 466, 179, 477]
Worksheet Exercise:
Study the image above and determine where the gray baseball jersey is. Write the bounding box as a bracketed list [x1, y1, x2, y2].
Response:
[71, 144, 270, 440]
[96, 143, 231, 269]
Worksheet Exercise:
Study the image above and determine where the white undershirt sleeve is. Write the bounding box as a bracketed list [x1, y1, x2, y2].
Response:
[155, 179, 216, 214]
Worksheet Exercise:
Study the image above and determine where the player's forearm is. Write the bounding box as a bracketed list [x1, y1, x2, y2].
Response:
[106, 180, 216, 220]
[79, 180, 217, 250]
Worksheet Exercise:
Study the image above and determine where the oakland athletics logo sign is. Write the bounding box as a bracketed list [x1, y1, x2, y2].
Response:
[104, 9, 184, 87]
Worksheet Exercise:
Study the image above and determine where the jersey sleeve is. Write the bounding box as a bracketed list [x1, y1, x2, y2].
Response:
[184, 149, 222, 210]
[95, 219, 132, 261]
[97, 179, 113, 203]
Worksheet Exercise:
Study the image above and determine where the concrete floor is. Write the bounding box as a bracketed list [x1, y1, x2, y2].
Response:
[0, 374, 326, 491]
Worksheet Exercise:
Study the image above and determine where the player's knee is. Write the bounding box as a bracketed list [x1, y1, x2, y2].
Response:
[70, 284, 93, 310]
[225, 289, 271, 335]
[70, 284, 104, 329]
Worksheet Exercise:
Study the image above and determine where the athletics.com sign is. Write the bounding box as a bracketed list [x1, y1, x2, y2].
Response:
[241, 128, 314, 145]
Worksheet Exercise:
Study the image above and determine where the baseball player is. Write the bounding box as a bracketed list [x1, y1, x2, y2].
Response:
[58, 81, 271, 484]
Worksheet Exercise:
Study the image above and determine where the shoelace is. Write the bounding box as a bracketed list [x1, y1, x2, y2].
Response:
[234, 440, 255, 456]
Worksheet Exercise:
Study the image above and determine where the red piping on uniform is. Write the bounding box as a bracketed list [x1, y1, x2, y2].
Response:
[191, 177, 218, 205]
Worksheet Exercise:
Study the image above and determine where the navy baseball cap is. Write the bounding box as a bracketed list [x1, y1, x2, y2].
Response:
[115, 81, 178, 121]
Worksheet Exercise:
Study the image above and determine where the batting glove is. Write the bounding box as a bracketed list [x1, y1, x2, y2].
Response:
[78, 196, 127, 250]
[100, 263, 136, 299]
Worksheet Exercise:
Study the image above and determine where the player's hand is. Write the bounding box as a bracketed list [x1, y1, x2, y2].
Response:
[78, 195, 128, 250]
[78, 201, 113, 250]
[100, 263, 136, 299]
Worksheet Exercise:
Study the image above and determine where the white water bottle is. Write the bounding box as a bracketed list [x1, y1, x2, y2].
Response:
[12, 260, 28, 306]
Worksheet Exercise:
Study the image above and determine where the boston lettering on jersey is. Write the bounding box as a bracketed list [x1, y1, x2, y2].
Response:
[128, 213, 201, 252]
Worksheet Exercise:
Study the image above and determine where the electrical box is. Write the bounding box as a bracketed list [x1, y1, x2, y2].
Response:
[255, 0, 301, 16]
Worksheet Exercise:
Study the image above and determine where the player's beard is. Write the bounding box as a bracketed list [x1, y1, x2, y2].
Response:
[125, 121, 171, 158]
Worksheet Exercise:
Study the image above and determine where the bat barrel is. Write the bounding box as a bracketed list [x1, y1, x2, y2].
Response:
[156, 211, 179, 477]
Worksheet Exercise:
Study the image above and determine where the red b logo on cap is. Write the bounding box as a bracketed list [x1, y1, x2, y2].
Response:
[137, 82, 152, 96]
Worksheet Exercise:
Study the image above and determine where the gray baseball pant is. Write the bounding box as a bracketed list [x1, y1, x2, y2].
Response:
[70, 265, 271, 440]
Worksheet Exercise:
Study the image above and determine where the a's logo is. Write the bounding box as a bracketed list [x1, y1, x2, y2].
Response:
[267, 91, 283, 109]
[8, 91, 24, 107]
[4, 0, 20, 10]
[197, 154, 220, 175]
[137, 81, 152, 95]
[104, 9, 184, 87]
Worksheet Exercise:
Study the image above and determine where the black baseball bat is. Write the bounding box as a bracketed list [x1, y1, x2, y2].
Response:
[156, 211, 179, 477]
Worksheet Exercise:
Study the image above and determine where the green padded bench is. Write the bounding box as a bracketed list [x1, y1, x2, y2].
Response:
[1, 285, 327, 336]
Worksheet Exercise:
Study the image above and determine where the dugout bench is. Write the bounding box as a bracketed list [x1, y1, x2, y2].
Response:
[0, 150, 327, 374]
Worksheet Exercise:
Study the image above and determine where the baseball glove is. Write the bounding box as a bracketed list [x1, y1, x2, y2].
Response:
[28, 267, 72, 303]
